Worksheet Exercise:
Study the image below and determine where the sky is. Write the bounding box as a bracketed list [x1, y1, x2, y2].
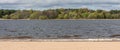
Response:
[0, 0, 120, 10]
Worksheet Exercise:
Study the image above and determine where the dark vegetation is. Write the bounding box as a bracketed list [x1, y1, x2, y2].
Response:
[0, 36, 33, 39]
[1, 8, 120, 19]
[110, 34, 120, 38]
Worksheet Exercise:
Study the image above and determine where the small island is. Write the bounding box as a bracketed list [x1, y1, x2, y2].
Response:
[0, 8, 120, 20]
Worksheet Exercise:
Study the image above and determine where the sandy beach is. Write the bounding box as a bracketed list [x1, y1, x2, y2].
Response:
[0, 42, 120, 50]
[0, 39, 119, 50]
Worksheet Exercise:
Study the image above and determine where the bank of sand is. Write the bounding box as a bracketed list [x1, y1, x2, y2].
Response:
[0, 42, 120, 50]
[0, 39, 120, 50]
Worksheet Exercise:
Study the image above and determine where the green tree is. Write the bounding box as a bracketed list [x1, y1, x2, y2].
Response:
[111, 14, 119, 19]
[97, 13, 105, 19]
[88, 13, 98, 19]
[39, 15, 48, 20]
[63, 14, 69, 19]
[2, 15, 10, 19]
[10, 14, 19, 19]
[105, 13, 112, 19]
[29, 12, 41, 19]
[81, 13, 90, 18]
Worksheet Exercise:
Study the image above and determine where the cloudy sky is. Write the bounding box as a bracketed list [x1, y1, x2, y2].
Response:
[0, 0, 120, 10]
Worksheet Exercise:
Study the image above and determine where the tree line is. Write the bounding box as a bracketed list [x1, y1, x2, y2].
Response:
[1, 8, 120, 19]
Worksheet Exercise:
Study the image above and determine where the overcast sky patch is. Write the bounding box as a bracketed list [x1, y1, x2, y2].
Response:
[0, 0, 120, 10]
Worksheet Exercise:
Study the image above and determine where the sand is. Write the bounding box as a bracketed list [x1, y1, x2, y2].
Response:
[0, 42, 120, 50]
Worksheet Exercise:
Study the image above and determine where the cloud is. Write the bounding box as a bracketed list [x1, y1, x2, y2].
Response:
[0, 0, 18, 3]
[0, 0, 120, 10]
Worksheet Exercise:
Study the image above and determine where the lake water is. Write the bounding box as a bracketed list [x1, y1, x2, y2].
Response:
[0, 20, 120, 39]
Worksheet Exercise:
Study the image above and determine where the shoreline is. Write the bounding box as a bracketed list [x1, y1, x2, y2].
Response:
[0, 38, 120, 42]
[1, 19, 120, 20]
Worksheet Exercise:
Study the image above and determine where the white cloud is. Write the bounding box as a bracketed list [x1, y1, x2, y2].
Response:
[0, 0, 18, 3]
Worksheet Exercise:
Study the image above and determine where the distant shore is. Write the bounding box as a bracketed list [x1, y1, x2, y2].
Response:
[0, 19, 30, 20]
[1, 19, 120, 20]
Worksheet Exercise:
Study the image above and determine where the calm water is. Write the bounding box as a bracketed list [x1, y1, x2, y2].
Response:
[0, 20, 120, 39]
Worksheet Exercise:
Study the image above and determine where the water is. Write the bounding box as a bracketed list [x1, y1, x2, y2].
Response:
[0, 20, 120, 39]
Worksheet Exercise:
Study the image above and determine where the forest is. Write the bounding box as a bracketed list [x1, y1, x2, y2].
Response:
[1, 8, 120, 19]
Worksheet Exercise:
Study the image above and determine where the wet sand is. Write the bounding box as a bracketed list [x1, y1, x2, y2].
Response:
[0, 39, 120, 42]
[0, 42, 120, 50]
